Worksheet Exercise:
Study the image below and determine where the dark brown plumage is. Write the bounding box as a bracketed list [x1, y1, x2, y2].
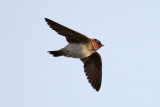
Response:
[80, 52, 102, 91]
[45, 18, 90, 43]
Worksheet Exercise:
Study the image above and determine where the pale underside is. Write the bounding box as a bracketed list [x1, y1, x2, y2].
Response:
[61, 43, 94, 58]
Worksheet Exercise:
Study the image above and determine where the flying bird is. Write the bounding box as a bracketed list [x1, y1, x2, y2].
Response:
[45, 18, 103, 91]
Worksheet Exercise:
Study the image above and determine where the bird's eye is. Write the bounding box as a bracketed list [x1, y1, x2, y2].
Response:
[95, 39, 101, 45]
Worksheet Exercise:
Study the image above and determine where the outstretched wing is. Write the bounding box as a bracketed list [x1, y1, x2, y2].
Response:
[45, 18, 90, 43]
[80, 52, 102, 91]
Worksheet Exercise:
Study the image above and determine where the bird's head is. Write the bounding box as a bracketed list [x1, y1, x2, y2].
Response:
[91, 39, 104, 51]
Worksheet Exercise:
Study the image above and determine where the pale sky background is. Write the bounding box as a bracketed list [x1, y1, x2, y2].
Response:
[1, 0, 160, 107]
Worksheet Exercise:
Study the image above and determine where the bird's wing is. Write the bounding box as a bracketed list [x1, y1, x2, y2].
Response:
[80, 52, 102, 91]
[45, 18, 90, 43]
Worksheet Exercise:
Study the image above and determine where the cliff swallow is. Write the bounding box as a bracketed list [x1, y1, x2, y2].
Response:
[45, 18, 103, 91]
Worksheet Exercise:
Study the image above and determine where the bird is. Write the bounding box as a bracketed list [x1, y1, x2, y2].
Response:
[45, 18, 103, 91]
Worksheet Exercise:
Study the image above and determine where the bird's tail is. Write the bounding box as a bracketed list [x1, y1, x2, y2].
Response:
[48, 50, 63, 57]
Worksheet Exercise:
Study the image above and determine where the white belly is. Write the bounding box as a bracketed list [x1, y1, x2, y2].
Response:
[64, 43, 92, 58]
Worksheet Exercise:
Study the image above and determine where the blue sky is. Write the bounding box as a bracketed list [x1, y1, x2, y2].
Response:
[1, 0, 160, 107]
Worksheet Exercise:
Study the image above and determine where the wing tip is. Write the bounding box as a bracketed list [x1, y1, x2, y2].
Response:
[44, 18, 50, 22]
[95, 87, 101, 92]
[94, 83, 101, 92]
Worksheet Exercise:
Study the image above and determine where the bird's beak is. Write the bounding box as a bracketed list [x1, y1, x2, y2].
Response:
[102, 44, 104, 46]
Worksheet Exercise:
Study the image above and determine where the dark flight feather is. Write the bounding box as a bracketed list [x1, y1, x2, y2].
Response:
[45, 18, 90, 43]
[80, 52, 102, 91]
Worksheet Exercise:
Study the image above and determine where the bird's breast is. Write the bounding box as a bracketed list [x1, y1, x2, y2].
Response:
[64, 43, 93, 58]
